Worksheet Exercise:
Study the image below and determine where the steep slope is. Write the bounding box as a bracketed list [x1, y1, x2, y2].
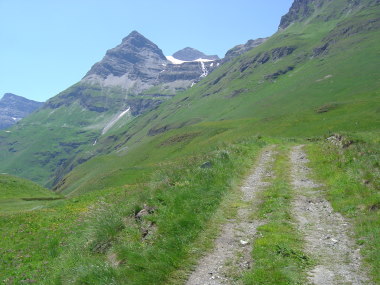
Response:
[56, 0, 380, 195]
[0, 93, 43, 130]
[0, 31, 218, 187]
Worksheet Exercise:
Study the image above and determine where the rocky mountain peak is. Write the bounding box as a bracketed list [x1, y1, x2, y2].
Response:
[83, 30, 167, 82]
[279, 0, 333, 30]
[118, 30, 166, 58]
[172, 47, 219, 61]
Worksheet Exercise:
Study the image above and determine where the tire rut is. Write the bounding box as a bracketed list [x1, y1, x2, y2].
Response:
[290, 145, 371, 285]
[186, 146, 276, 285]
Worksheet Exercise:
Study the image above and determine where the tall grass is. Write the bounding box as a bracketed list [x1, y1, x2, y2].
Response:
[43, 138, 267, 284]
[307, 133, 380, 283]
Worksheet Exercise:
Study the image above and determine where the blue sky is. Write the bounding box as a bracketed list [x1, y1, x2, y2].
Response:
[0, 0, 293, 102]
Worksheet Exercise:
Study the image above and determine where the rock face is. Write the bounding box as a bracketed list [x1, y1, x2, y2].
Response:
[279, 0, 315, 29]
[279, 0, 339, 30]
[82, 31, 219, 95]
[172, 47, 219, 61]
[83, 31, 168, 92]
[0, 93, 43, 130]
[223, 38, 268, 62]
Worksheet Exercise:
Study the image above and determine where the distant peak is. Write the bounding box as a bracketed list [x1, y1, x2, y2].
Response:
[3, 93, 20, 99]
[122, 30, 145, 41]
[172, 47, 219, 61]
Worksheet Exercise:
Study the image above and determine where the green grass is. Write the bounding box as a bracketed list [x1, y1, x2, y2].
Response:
[40, 138, 267, 284]
[0, 1, 379, 284]
[243, 146, 311, 284]
[0, 174, 62, 212]
[307, 133, 380, 283]
[0, 188, 107, 284]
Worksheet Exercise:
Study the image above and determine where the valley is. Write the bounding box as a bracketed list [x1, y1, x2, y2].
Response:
[0, 0, 379, 284]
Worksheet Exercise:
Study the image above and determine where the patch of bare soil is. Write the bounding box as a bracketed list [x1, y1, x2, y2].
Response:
[186, 146, 276, 285]
[290, 145, 371, 285]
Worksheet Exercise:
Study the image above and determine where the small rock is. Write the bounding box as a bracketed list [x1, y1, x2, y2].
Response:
[331, 238, 338, 244]
[240, 240, 249, 246]
[200, 161, 212, 169]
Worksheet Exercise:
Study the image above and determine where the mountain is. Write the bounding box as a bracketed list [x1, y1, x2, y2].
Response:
[172, 47, 219, 61]
[223, 38, 268, 62]
[0, 93, 43, 130]
[54, 0, 380, 197]
[1, 0, 380, 283]
[82, 31, 218, 95]
[1, 0, 379, 191]
[83, 30, 167, 92]
[0, 31, 220, 187]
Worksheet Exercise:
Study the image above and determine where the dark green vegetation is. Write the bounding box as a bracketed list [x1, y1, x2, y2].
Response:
[244, 146, 312, 284]
[0, 0, 379, 283]
[308, 133, 380, 283]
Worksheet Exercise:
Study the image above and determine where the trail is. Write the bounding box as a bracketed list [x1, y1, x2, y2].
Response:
[290, 145, 370, 285]
[186, 146, 276, 285]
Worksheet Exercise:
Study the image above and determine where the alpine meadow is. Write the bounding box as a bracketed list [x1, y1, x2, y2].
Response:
[0, 0, 379, 284]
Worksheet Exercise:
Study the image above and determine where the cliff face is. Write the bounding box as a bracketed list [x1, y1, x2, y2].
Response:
[82, 31, 219, 95]
[82, 31, 168, 93]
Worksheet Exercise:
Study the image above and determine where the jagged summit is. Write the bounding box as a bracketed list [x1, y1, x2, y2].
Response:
[84, 30, 167, 82]
[81, 31, 219, 94]
[172, 47, 219, 61]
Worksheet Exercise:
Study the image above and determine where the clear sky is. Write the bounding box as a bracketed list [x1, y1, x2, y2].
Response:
[0, 0, 293, 102]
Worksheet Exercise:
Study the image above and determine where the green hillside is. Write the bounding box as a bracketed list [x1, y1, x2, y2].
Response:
[0, 0, 379, 283]
[56, 0, 380, 195]
[0, 174, 61, 212]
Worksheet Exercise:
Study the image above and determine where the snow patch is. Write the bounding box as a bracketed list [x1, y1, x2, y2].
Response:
[194, 58, 214, 62]
[166, 56, 187, 65]
[166, 56, 215, 65]
[191, 82, 196, 87]
[102, 107, 130, 135]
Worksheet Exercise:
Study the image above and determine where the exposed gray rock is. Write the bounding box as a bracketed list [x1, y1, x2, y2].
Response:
[0, 93, 43, 130]
[172, 47, 219, 61]
[279, 0, 334, 30]
[82, 31, 219, 96]
[223, 38, 268, 62]
[83, 31, 168, 93]
[279, 0, 316, 30]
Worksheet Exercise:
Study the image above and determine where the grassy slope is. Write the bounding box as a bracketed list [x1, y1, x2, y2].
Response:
[0, 84, 134, 187]
[0, 174, 62, 212]
[0, 0, 379, 283]
[56, 0, 380, 196]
